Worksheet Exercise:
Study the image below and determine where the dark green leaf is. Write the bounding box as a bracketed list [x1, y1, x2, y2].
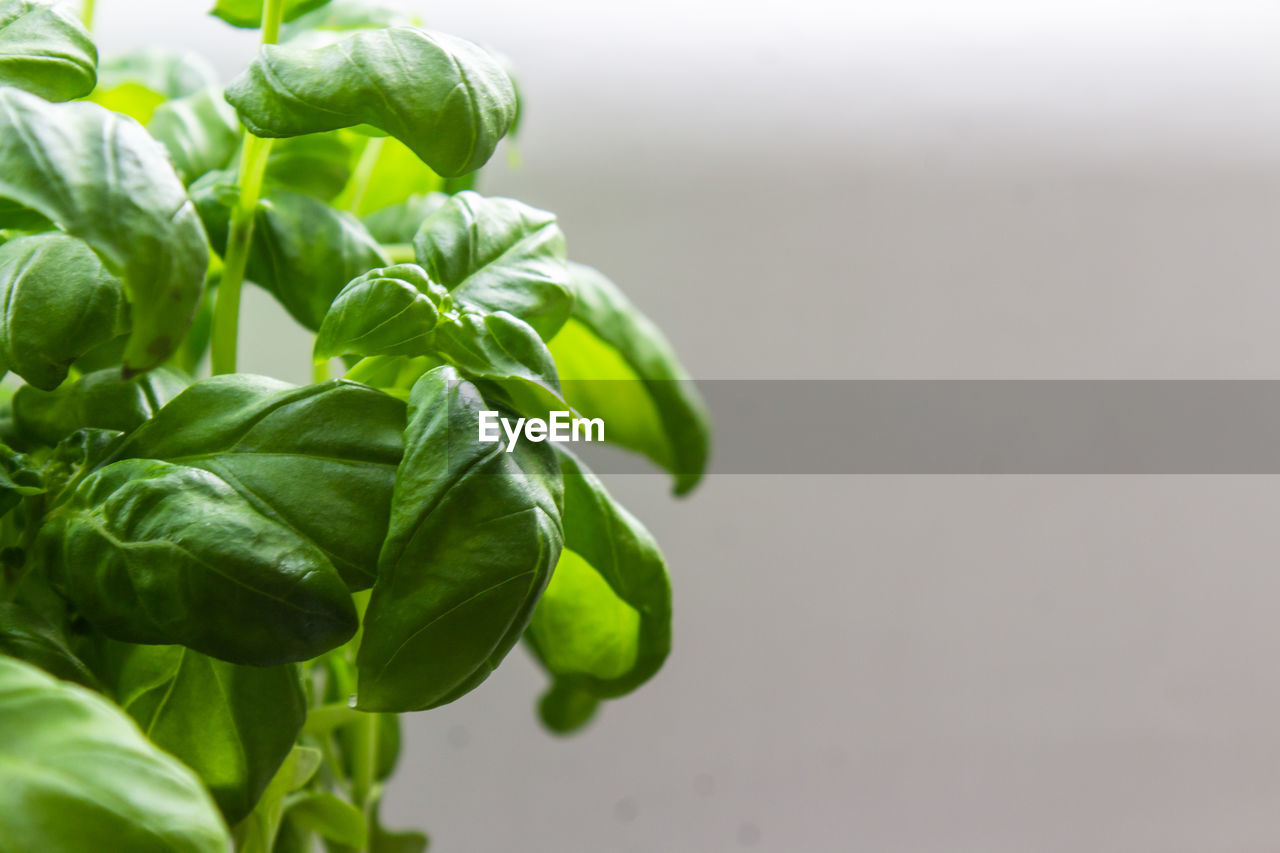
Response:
[113, 375, 404, 590]
[0, 601, 96, 687]
[147, 86, 240, 185]
[107, 642, 306, 824]
[37, 458, 357, 665]
[0, 439, 41, 516]
[266, 132, 355, 201]
[413, 191, 572, 339]
[537, 681, 599, 735]
[195, 180, 386, 330]
[526, 451, 671, 719]
[0, 655, 229, 852]
[13, 367, 187, 448]
[225, 27, 516, 177]
[357, 366, 563, 711]
[0, 89, 209, 374]
[284, 792, 366, 847]
[433, 309, 567, 420]
[211, 0, 330, 28]
[0, 233, 128, 390]
[0, 0, 96, 101]
[550, 262, 711, 495]
[362, 192, 447, 244]
[91, 48, 219, 122]
[314, 264, 447, 361]
[39, 427, 122, 504]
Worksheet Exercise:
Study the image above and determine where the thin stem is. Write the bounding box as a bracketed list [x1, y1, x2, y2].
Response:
[80, 0, 95, 31]
[209, 0, 287, 375]
[345, 136, 386, 214]
[312, 358, 330, 384]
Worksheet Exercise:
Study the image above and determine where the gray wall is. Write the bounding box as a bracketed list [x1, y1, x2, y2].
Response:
[102, 2, 1280, 849]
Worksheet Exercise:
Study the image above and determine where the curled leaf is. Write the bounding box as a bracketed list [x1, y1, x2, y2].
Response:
[0, 0, 97, 101]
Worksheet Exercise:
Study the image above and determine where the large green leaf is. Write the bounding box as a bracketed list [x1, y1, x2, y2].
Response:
[195, 179, 386, 330]
[550, 262, 711, 495]
[225, 27, 516, 177]
[211, 0, 330, 28]
[90, 48, 219, 123]
[147, 86, 241, 185]
[0, 0, 96, 101]
[112, 375, 404, 590]
[526, 451, 671, 731]
[37, 458, 358, 665]
[107, 642, 306, 824]
[0, 89, 209, 374]
[362, 193, 446, 244]
[0, 601, 96, 687]
[412, 191, 572, 339]
[0, 655, 230, 853]
[0, 233, 129, 390]
[357, 366, 563, 711]
[12, 367, 187, 448]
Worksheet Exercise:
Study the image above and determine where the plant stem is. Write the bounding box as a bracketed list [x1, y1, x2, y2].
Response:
[345, 136, 386, 215]
[209, 0, 287, 375]
[312, 358, 330, 384]
[80, 0, 94, 30]
[381, 243, 416, 264]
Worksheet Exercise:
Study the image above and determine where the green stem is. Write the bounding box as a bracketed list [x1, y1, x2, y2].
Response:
[80, 0, 94, 30]
[312, 358, 330, 384]
[209, 0, 287, 375]
[345, 136, 386, 215]
[381, 243, 416, 264]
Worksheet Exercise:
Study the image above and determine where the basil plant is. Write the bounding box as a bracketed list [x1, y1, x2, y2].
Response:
[0, 1, 710, 849]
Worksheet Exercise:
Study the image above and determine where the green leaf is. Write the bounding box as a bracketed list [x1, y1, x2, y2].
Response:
[0, 655, 230, 853]
[362, 192, 447, 244]
[550, 262, 711, 495]
[12, 367, 188, 448]
[357, 366, 563, 711]
[225, 27, 516, 177]
[413, 191, 572, 339]
[0, 439, 42, 517]
[147, 86, 241, 185]
[112, 375, 405, 590]
[265, 132, 355, 201]
[0, 89, 209, 374]
[37, 457, 358, 665]
[195, 180, 386, 330]
[284, 791, 366, 847]
[234, 744, 322, 853]
[0, 601, 97, 687]
[335, 710, 400, 783]
[0, 233, 129, 390]
[91, 48, 219, 123]
[337, 137, 443, 217]
[280, 0, 416, 44]
[537, 681, 599, 735]
[0, 0, 97, 102]
[368, 799, 428, 853]
[211, 0, 330, 28]
[526, 451, 671, 725]
[106, 643, 306, 823]
[433, 309, 567, 420]
[38, 427, 122, 504]
[315, 264, 447, 361]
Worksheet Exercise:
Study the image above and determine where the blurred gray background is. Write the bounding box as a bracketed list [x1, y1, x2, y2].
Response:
[102, 1, 1280, 849]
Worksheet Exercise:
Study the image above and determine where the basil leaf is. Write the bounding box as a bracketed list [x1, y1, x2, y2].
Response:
[280, 0, 416, 44]
[550, 262, 711, 495]
[234, 744, 322, 853]
[367, 799, 428, 853]
[0, 89, 209, 374]
[314, 264, 446, 361]
[362, 192, 447, 244]
[107, 642, 306, 824]
[537, 682, 599, 735]
[91, 48, 219, 123]
[113, 375, 404, 590]
[526, 451, 671, 730]
[225, 27, 516, 177]
[337, 137, 443, 217]
[0, 0, 96, 102]
[265, 132, 355, 201]
[0, 439, 42, 517]
[37, 458, 358, 665]
[39, 427, 122, 504]
[284, 791, 366, 848]
[433, 309, 567, 420]
[195, 180, 386, 330]
[0, 655, 229, 853]
[0, 233, 128, 390]
[0, 601, 96, 687]
[413, 191, 572, 339]
[13, 367, 188, 448]
[211, 0, 330, 28]
[147, 86, 240, 186]
[357, 366, 563, 711]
